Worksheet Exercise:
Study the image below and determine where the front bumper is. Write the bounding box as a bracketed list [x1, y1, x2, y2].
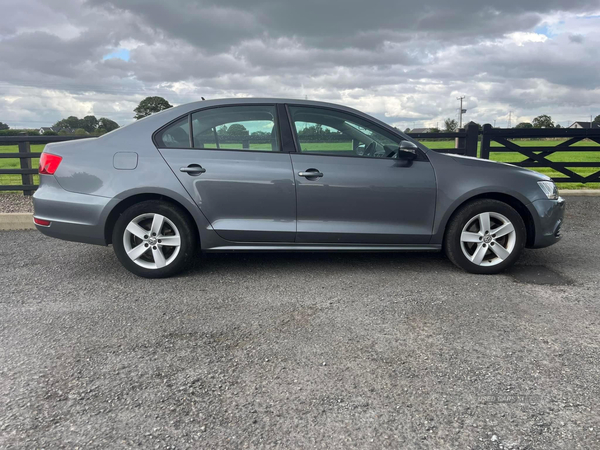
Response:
[33, 175, 113, 246]
[526, 196, 566, 248]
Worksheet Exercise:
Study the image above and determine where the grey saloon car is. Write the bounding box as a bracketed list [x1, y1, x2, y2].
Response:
[33, 98, 565, 278]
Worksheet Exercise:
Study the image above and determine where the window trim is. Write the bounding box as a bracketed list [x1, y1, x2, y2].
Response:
[152, 103, 284, 153]
[285, 103, 428, 161]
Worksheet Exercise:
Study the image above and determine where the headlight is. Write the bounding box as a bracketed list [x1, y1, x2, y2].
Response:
[538, 181, 559, 200]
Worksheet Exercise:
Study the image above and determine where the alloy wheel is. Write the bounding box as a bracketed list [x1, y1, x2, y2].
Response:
[122, 213, 181, 269]
[460, 212, 516, 266]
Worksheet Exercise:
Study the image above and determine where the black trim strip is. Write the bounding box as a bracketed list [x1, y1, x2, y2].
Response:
[188, 114, 193, 148]
[277, 104, 296, 153]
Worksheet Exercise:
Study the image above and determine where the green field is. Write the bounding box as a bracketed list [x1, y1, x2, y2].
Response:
[0, 144, 44, 189]
[1, 139, 599, 191]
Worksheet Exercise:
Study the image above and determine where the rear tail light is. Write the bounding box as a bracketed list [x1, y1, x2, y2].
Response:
[33, 218, 51, 226]
[39, 153, 62, 175]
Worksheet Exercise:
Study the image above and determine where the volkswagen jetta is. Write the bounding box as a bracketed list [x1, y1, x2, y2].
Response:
[33, 99, 565, 278]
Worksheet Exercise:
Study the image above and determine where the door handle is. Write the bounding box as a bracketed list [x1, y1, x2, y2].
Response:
[180, 164, 206, 175]
[298, 169, 323, 178]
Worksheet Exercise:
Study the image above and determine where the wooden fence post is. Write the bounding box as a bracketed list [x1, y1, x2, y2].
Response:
[464, 122, 479, 157]
[481, 124, 492, 160]
[455, 128, 465, 151]
[18, 141, 34, 196]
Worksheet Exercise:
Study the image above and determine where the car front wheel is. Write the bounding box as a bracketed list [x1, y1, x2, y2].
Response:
[112, 200, 197, 278]
[444, 199, 526, 274]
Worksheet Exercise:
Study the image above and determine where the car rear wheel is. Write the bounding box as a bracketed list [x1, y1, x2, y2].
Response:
[444, 199, 526, 274]
[112, 200, 197, 278]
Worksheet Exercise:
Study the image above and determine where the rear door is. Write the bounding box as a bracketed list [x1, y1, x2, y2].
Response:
[157, 105, 296, 242]
[286, 105, 437, 244]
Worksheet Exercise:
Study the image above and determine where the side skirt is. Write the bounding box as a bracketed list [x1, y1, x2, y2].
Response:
[204, 244, 442, 253]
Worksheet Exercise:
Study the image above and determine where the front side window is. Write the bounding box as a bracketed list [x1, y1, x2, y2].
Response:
[289, 106, 403, 158]
[191, 105, 280, 151]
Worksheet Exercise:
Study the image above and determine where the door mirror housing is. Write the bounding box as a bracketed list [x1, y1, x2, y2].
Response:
[397, 140, 418, 160]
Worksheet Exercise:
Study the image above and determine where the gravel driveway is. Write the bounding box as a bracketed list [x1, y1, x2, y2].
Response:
[1, 197, 599, 449]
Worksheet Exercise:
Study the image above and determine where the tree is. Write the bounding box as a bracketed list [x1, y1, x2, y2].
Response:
[515, 122, 533, 129]
[81, 115, 99, 133]
[54, 115, 81, 130]
[97, 117, 119, 133]
[0, 122, 9, 130]
[404, 128, 411, 134]
[593, 115, 600, 126]
[429, 127, 441, 133]
[227, 123, 249, 136]
[532, 114, 554, 129]
[134, 96, 173, 120]
[73, 128, 88, 135]
[444, 118, 458, 132]
[42, 130, 58, 136]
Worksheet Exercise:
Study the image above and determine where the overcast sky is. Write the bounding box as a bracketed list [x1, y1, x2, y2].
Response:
[2, 0, 600, 129]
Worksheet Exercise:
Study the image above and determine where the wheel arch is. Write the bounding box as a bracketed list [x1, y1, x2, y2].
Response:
[104, 192, 201, 246]
[440, 192, 535, 248]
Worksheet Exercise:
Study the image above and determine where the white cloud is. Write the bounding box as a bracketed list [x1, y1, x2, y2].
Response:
[507, 32, 549, 46]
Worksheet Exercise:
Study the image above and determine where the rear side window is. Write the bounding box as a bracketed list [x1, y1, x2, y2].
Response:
[191, 105, 280, 151]
[156, 117, 190, 148]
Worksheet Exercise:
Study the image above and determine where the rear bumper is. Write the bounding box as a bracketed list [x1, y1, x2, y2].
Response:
[32, 175, 112, 246]
[527, 196, 565, 248]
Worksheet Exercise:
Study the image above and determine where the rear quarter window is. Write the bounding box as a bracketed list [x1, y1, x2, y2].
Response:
[156, 117, 191, 148]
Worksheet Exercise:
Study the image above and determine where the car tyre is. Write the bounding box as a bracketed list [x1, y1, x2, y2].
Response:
[444, 199, 526, 274]
[112, 200, 198, 278]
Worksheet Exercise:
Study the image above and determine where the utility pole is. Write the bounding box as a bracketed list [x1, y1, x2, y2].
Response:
[494, 120, 496, 128]
[507, 111, 512, 129]
[457, 96, 466, 129]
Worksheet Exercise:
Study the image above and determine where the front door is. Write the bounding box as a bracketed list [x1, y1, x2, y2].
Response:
[286, 105, 436, 244]
[157, 105, 296, 242]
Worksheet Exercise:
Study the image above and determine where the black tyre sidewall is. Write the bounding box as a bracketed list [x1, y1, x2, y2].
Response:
[112, 200, 197, 278]
[444, 199, 526, 274]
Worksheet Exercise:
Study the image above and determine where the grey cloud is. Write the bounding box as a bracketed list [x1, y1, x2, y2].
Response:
[2, 0, 600, 129]
[569, 33, 584, 43]
[88, 0, 600, 50]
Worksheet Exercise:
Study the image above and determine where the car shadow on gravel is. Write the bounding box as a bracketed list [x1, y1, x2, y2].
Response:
[70, 241, 568, 281]
[185, 250, 451, 275]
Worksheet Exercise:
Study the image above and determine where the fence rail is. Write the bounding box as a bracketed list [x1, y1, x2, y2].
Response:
[480, 124, 600, 184]
[0, 136, 96, 195]
[1, 123, 599, 194]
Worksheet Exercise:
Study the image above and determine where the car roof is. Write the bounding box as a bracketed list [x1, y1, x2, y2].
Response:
[99, 97, 405, 145]
[171, 97, 363, 115]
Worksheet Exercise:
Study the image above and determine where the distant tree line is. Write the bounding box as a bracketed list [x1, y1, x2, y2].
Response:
[0, 116, 120, 137]
[49, 116, 120, 135]
[0, 128, 41, 136]
[4, 96, 600, 139]
[404, 114, 600, 133]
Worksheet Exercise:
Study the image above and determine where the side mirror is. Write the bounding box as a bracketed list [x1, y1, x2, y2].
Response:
[397, 140, 418, 160]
